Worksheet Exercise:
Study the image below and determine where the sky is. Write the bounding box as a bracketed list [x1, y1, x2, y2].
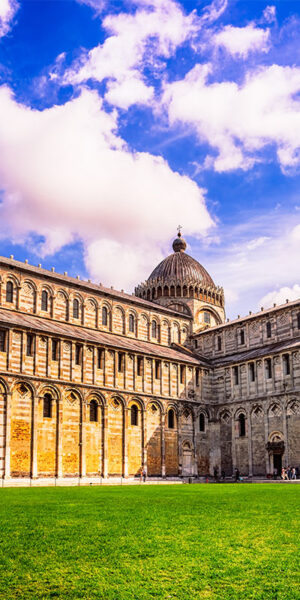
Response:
[0, 0, 299, 319]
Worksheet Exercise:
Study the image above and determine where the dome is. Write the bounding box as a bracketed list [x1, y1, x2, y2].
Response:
[148, 233, 215, 287]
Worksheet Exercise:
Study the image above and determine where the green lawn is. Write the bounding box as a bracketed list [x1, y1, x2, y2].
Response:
[0, 484, 299, 600]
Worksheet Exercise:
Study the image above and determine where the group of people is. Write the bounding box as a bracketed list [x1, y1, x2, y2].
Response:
[279, 466, 299, 480]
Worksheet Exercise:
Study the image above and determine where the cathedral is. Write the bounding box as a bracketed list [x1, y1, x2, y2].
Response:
[0, 231, 299, 485]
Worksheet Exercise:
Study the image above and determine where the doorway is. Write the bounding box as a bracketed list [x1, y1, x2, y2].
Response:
[182, 442, 193, 476]
[273, 454, 282, 473]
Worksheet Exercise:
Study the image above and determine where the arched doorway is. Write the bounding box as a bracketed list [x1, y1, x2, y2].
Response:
[267, 431, 284, 474]
[182, 441, 193, 476]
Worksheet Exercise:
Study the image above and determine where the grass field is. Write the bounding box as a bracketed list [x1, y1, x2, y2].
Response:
[0, 484, 299, 600]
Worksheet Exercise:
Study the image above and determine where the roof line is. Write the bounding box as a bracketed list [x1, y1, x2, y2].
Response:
[0, 256, 191, 319]
[193, 298, 300, 335]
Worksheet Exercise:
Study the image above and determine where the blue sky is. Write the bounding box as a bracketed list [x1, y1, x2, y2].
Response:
[0, 0, 299, 318]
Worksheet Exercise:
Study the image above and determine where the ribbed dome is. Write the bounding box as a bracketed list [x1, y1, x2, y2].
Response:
[149, 248, 215, 287]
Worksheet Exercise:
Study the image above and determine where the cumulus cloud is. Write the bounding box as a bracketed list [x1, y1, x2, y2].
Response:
[163, 63, 300, 172]
[260, 285, 300, 309]
[0, 0, 18, 37]
[214, 24, 270, 58]
[64, 0, 199, 108]
[0, 86, 213, 290]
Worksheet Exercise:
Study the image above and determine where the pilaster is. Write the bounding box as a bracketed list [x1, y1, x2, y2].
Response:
[56, 399, 63, 478]
[123, 406, 128, 478]
[80, 402, 86, 478]
[247, 406, 253, 476]
[161, 412, 166, 477]
[3, 392, 12, 479]
[102, 404, 108, 478]
[31, 395, 39, 478]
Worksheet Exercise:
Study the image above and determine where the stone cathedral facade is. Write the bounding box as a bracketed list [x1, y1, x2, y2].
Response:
[0, 232, 299, 485]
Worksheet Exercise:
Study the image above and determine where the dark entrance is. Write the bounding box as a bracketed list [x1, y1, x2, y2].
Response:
[273, 454, 282, 473]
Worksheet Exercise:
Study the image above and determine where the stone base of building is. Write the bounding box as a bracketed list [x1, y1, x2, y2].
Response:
[1, 476, 186, 488]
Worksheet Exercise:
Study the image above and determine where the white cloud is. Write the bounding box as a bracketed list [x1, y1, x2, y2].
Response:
[260, 285, 300, 309]
[201, 0, 228, 24]
[0, 0, 18, 37]
[0, 86, 213, 290]
[246, 236, 270, 250]
[105, 74, 154, 109]
[163, 63, 300, 172]
[214, 24, 270, 58]
[263, 5, 276, 24]
[76, 0, 106, 12]
[64, 0, 199, 108]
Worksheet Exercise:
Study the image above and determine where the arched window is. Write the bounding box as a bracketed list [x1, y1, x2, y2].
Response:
[199, 413, 205, 432]
[131, 404, 138, 426]
[0, 329, 6, 352]
[217, 336, 222, 351]
[89, 400, 98, 422]
[265, 358, 272, 379]
[6, 281, 13, 303]
[233, 366, 239, 385]
[52, 339, 59, 361]
[129, 314, 135, 333]
[204, 312, 211, 324]
[151, 320, 157, 338]
[239, 413, 246, 437]
[297, 313, 300, 329]
[75, 344, 82, 365]
[102, 306, 108, 326]
[73, 298, 79, 319]
[240, 329, 245, 345]
[283, 353, 290, 376]
[266, 321, 272, 338]
[168, 409, 175, 429]
[249, 362, 255, 382]
[43, 393, 52, 419]
[41, 290, 48, 312]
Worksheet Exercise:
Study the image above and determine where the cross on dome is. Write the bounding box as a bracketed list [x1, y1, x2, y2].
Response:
[173, 227, 187, 252]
